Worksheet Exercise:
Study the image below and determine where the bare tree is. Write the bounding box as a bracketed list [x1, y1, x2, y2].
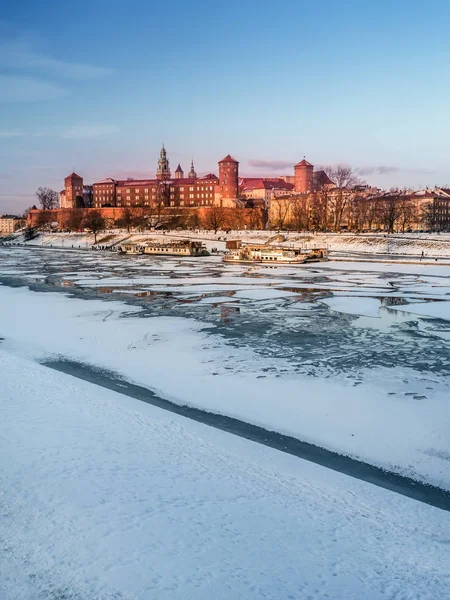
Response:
[35, 210, 55, 230]
[83, 210, 105, 243]
[397, 197, 417, 232]
[64, 208, 85, 232]
[154, 181, 170, 224]
[379, 191, 404, 233]
[115, 207, 135, 232]
[270, 197, 292, 229]
[321, 166, 362, 231]
[290, 196, 310, 231]
[35, 186, 59, 210]
[204, 206, 226, 233]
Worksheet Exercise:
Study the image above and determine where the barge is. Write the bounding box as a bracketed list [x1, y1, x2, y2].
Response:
[223, 242, 328, 265]
[118, 240, 209, 257]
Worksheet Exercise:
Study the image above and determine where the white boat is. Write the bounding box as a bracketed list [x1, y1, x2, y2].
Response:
[222, 244, 328, 265]
[118, 240, 209, 257]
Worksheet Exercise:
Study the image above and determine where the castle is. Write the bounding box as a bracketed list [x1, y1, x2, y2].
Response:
[59, 146, 322, 211]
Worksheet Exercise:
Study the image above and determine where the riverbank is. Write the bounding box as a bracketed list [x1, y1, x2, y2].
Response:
[5, 229, 450, 259]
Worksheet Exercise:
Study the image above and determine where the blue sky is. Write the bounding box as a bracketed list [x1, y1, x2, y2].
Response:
[1, 0, 450, 212]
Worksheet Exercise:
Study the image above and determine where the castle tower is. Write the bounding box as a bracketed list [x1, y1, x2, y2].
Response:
[175, 164, 184, 179]
[218, 154, 239, 207]
[63, 172, 84, 208]
[188, 159, 197, 179]
[156, 144, 171, 180]
[294, 158, 314, 193]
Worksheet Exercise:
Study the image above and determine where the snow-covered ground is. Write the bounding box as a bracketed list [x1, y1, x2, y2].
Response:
[7, 228, 450, 257]
[1, 246, 450, 490]
[1, 349, 449, 600]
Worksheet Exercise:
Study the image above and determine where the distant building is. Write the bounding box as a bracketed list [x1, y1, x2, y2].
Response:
[239, 178, 294, 207]
[0, 216, 24, 234]
[91, 147, 235, 209]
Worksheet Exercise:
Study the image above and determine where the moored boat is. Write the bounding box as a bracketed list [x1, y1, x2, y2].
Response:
[118, 240, 209, 257]
[222, 243, 328, 265]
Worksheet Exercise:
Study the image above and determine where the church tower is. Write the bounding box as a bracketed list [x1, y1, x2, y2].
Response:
[175, 164, 184, 179]
[156, 144, 171, 180]
[188, 159, 197, 179]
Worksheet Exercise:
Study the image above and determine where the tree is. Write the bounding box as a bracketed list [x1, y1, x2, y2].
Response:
[35, 186, 59, 210]
[397, 197, 417, 232]
[309, 189, 330, 231]
[290, 196, 310, 231]
[155, 181, 170, 224]
[64, 208, 85, 232]
[24, 226, 38, 241]
[204, 206, 226, 233]
[83, 210, 105, 243]
[321, 166, 362, 231]
[35, 210, 54, 230]
[379, 191, 404, 233]
[116, 207, 135, 232]
[270, 197, 292, 229]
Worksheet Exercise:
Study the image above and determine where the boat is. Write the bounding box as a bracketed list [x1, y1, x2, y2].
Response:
[117, 243, 144, 255]
[222, 243, 328, 265]
[118, 240, 209, 257]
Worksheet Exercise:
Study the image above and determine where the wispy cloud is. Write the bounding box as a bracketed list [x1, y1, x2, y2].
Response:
[0, 130, 25, 138]
[0, 75, 67, 102]
[61, 125, 120, 139]
[356, 165, 437, 176]
[0, 125, 119, 139]
[248, 159, 293, 171]
[0, 37, 113, 79]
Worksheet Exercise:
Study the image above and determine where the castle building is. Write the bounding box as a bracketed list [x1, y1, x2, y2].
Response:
[60, 147, 330, 214]
[90, 146, 229, 209]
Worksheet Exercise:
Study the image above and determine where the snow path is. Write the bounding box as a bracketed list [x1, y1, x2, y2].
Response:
[1, 350, 449, 600]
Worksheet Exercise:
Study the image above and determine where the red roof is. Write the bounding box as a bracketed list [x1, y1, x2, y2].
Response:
[294, 159, 313, 168]
[200, 173, 219, 180]
[219, 154, 238, 164]
[65, 172, 83, 181]
[240, 178, 293, 192]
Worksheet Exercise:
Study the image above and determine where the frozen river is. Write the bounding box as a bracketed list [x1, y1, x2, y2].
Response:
[1, 246, 450, 490]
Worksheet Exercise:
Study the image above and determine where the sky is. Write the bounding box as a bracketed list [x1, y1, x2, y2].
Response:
[1, 0, 450, 213]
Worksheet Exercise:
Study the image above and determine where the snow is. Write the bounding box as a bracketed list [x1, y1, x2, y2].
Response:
[321, 296, 382, 318]
[1, 284, 450, 490]
[11, 229, 450, 258]
[392, 301, 450, 321]
[1, 349, 449, 600]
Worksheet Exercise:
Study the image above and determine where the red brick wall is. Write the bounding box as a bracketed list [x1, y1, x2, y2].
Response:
[294, 165, 313, 193]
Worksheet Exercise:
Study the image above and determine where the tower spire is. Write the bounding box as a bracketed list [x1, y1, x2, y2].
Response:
[157, 143, 171, 179]
[188, 158, 197, 179]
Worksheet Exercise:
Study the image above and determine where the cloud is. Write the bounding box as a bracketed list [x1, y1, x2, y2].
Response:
[356, 165, 437, 176]
[0, 75, 67, 102]
[0, 37, 113, 79]
[61, 125, 120, 139]
[0, 130, 25, 138]
[0, 124, 119, 139]
[248, 159, 293, 171]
